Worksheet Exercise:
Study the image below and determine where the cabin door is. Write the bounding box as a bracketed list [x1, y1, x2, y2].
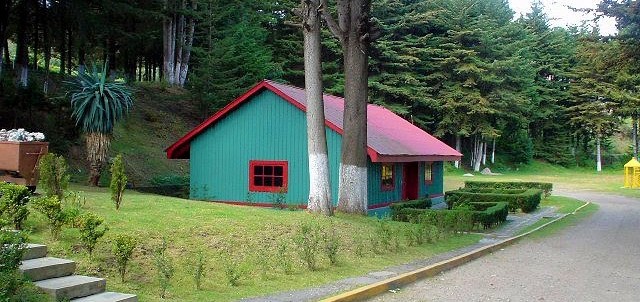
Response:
[402, 162, 419, 200]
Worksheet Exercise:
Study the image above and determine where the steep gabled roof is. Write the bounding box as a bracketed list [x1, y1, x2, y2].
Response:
[166, 80, 462, 162]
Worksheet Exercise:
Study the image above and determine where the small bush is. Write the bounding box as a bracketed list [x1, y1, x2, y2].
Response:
[0, 183, 31, 230]
[0, 230, 44, 301]
[376, 219, 394, 252]
[38, 153, 70, 200]
[324, 225, 340, 266]
[192, 250, 206, 290]
[276, 241, 294, 274]
[294, 221, 321, 270]
[78, 213, 108, 259]
[33, 196, 66, 239]
[112, 234, 137, 283]
[390, 198, 432, 220]
[110, 154, 127, 210]
[446, 188, 542, 213]
[224, 260, 242, 287]
[394, 202, 509, 231]
[153, 238, 174, 298]
[464, 181, 553, 197]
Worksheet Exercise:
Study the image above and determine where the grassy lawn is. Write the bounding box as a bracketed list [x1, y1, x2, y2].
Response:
[444, 161, 639, 198]
[23, 186, 481, 302]
[516, 195, 598, 237]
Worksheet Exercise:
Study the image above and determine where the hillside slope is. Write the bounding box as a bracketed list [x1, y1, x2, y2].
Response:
[108, 83, 202, 186]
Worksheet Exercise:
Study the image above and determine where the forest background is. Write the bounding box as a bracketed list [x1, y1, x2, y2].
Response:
[1, 0, 639, 175]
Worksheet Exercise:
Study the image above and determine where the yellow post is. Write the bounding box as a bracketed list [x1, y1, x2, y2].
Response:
[624, 158, 640, 188]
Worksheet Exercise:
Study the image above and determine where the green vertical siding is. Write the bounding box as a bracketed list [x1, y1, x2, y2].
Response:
[419, 161, 444, 205]
[190, 90, 342, 206]
[367, 161, 402, 207]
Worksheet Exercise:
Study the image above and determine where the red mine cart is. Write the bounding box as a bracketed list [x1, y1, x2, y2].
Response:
[0, 141, 49, 190]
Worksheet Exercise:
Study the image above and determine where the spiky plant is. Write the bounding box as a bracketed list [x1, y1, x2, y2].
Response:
[67, 63, 133, 186]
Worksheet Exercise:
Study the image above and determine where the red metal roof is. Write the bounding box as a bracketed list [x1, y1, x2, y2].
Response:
[166, 80, 462, 162]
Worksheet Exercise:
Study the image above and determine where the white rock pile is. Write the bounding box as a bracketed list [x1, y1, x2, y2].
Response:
[0, 129, 46, 142]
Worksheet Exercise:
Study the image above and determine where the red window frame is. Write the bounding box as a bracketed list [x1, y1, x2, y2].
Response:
[249, 160, 288, 192]
[424, 162, 433, 184]
[381, 163, 395, 191]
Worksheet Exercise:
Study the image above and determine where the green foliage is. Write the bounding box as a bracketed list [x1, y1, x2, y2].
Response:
[446, 188, 542, 213]
[0, 230, 45, 301]
[112, 234, 137, 283]
[294, 221, 321, 271]
[38, 153, 70, 200]
[33, 196, 66, 239]
[110, 154, 128, 210]
[270, 187, 287, 210]
[0, 183, 31, 230]
[464, 181, 553, 197]
[324, 224, 340, 266]
[192, 251, 206, 290]
[78, 213, 108, 258]
[390, 198, 432, 220]
[224, 259, 242, 287]
[153, 238, 174, 298]
[395, 202, 509, 231]
[66, 63, 134, 134]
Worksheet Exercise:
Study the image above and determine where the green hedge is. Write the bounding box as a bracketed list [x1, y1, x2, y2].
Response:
[389, 198, 431, 220]
[464, 181, 553, 197]
[393, 202, 509, 230]
[446, 188, 542, 213]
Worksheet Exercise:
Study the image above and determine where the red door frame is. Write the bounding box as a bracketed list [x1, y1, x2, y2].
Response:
[402, 162, 419, 200]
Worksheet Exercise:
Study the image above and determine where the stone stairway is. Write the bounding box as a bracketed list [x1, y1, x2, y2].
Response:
[18, 243, 137, 302]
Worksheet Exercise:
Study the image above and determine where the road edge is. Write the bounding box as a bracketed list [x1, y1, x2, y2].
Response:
[319, 202, 592, 302]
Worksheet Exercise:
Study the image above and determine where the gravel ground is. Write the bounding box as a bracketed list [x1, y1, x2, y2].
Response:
[368, 192, 640, 302]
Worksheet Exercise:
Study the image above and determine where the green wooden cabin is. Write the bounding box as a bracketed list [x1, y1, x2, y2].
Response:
[166, 80, 462, 214]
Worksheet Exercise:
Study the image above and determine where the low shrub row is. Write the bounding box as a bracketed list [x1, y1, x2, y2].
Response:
[393, 202, 509, 230]
[464, 181, 553, 197]
[389, 198, 431, 220]
[446, 188, 542, 213]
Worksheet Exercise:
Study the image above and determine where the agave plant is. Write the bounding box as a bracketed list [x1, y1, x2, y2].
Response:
[67, 62, 133, 186]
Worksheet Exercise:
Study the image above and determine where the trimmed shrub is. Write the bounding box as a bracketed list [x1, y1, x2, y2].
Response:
[446, 188, 542, 213]
[390, 198, 432, 220]
[0, 183, 31, 230]
[38, 153, 70, 200]
[112, 234, 137, 283]
[78, 213, 109, 258]
[464, 181, 553, 197]
[393, 202, 509, 230]
[110, 154, 127, 210]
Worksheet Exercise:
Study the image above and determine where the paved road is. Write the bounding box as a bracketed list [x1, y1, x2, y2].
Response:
[369, 192, 640, 302]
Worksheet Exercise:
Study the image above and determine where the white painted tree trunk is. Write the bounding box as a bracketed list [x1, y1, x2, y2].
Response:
[472, 137, 483, 172]
[162, 2, 176, 86]
[303, 0, 333, 216]
[596, 137, 602, 172]
[482, 140, 487, 166]
[338, 164, 368, 213]
[491, 138, 496, 164]
[454, 135, 461, 169]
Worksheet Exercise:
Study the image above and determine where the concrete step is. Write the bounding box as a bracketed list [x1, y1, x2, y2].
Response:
[19, 257, 75, 281]
[72, 292, 138, 302]
[35, 275, 106, 300]
[21, 243, 47, 260]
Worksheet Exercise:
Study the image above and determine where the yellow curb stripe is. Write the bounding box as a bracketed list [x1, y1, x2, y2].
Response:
[320, 201, 592, 302]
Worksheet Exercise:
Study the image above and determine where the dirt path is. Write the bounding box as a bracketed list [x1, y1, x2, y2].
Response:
[368, 192, 640, 302]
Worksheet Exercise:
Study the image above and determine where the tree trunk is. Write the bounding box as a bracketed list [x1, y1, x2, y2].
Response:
[596, 136, 602, 172]
[178, 1, 196, 87]
[322, 0, 371, 215]
[633, 114, 638, 160]
[16, 0, 29, 87]
[59, 29, 66, 75]
[482, 139, 487, 166]
[303, 0, 333, 216]
[472, 136, 483, 172]
[491, 137, 496, 164]
[173, 8, 184, 83]
[86, 133, 111, 186]
[454, 134, 461, 168]
[163, 0, 176, 85]
[0, 0, 9, 78]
